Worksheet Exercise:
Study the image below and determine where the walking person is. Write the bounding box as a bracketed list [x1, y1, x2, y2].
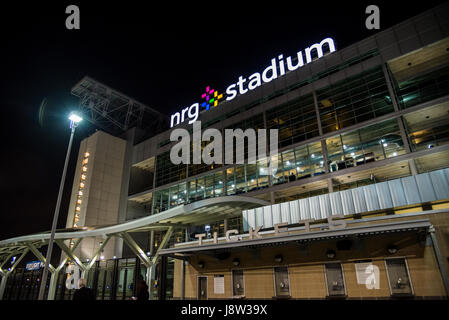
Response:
[73, 278, 95, 300]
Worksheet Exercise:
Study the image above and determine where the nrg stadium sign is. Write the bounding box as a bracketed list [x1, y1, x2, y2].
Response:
[170, 37, 336, 128]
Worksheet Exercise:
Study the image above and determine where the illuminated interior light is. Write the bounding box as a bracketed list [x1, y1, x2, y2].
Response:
[79, 182, 85, 188]
[81, 174, 86, 180]
[82, 166, 88, 172]
[77, 199, 82, 205]
[393, 152, 398, 156]
[84, 152, 90, 157]
[75, 206, 81, 211]
[383, 143, 388, 147]
[351, 152, 355, 156]
[78, 191, 83, 196]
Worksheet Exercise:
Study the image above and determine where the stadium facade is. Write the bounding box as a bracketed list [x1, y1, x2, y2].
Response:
[1, 2, 449, 300]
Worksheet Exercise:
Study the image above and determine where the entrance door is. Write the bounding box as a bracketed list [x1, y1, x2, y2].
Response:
[198, 276, 207, 300]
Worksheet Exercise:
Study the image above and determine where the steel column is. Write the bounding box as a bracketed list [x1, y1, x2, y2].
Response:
[429, 226, 449, 297]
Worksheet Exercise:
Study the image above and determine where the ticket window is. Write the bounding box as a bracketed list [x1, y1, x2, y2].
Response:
[274, 267, 290, 298]
[232, 270, 244, 297]
[198, 276, 207, 300]
[385, 258, 413, 296]
[325, 263, 346, 297]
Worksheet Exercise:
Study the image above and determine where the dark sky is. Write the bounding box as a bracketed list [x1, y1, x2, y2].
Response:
[0, 1, 446, 241]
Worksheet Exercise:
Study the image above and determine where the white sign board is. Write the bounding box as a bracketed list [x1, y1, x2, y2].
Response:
[355, 262, 380, 289]
[213, 275, 225, 294]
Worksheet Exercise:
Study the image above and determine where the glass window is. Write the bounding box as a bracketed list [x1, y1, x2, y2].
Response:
[385, 258, 413, 296]
[235, 165, 246, 194]
[257, 158, 269, 189]
[294, 145, 311, 180]
[205, 175, 214, 199]
[317, 66, 394, 134]
[395, 64, 449, 109]
[160, 189, 169, 212]
[155, 151, 186, 187]
[246, 164, 258, 192]
[214, 171, 224, 197]
[178, 183, 186, 205]
[282, 150, 296, 182]
[196, 177, 205, 200]
[326, 118, 406, 172]
[271, 154, 285, 185]
[325, 263, 346, 297]
[188, 180, 196, 203]
[308, 142, 325, 176]
[226, 167, 236, 195]
[267, 94, 319, 148]
[274, 266, 290, 297]
[404, 104, 449, 152]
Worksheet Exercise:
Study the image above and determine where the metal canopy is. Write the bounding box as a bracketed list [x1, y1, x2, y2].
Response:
[0, 196, 269, 248]
[157, 218, 431, 255]
[71, 76, 167, 136]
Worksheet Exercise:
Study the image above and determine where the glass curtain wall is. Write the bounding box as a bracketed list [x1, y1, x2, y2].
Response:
[326, 118, 406, 172]
[317, 66, 394, 134]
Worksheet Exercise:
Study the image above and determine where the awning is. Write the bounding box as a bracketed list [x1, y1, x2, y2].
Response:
[158, 218, 431, 255]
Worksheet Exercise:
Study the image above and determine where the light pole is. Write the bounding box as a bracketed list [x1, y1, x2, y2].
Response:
[38, 113, 82, 300]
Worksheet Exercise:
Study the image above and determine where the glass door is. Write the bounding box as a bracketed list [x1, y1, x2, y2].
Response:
[198, 276, 207, 300]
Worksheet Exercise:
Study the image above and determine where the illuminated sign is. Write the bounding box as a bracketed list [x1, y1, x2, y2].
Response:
[170, 37, 336, 128]
[25, 261, 44, 271]
[193, 214, 346, 246]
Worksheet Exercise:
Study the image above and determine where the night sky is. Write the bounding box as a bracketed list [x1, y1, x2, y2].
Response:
[0, 1, 446, 241]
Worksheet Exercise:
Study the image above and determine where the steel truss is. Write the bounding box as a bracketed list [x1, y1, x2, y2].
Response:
[71, 76, 167, 136]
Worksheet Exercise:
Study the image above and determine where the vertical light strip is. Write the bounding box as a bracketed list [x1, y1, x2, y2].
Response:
[69, 151, 90, 249]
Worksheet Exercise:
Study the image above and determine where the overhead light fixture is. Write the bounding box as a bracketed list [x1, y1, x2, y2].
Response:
[198, 261, 205, 269]
[274, 254, 283, 263]
[387, 245, 398, 254]
[326, 250, 336, 259]
[232, 258, 240, 266]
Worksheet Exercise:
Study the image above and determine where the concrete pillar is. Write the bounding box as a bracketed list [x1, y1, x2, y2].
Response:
[270, 192, 275, 204]
[180, 260, 185, 300]
[328, 178, 334, 193]
[0, 273, 9, 300]
[409, 159, 418, 175]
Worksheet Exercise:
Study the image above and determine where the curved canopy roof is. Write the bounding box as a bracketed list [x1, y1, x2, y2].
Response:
[0, 195, 269, 257]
